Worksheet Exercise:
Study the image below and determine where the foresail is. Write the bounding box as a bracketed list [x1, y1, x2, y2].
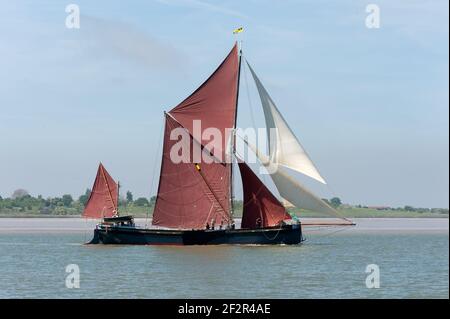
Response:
[246, 61, 326, 184]
[244, 141, 344, 219]
[268, 166, 340, 218]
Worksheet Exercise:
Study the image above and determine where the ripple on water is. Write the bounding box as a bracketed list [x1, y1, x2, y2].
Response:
[0, 223, 448, 298]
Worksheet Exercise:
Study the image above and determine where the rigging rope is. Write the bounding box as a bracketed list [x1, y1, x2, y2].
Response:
[242, 57, 258, 134]
[84, 216, 87, 244]
[146, 115, 165, 228]
[303, 224, 352, 240]
[262, 227, 282, 241]
[241, 57, 271, 189]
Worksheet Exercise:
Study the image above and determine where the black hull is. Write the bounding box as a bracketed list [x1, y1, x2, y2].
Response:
[88, 224, 303, 245]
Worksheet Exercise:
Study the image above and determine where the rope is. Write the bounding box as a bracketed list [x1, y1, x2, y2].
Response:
[241, 58, 272, 189]
[303, 224, 352, 240]
[84, 216, 87, 243]
[262, 226, 282, 241]
[146, 115, 164, 228]
[242, 56, 258, 133]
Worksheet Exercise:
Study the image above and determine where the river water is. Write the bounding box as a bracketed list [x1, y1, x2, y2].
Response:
[0, 218, 448, 298]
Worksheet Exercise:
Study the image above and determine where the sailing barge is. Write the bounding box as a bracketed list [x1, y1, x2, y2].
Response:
[85, 43, 352, 245]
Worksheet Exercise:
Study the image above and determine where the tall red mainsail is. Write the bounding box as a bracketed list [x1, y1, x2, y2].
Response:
[83, 163, 118, 218]
[169, 43, 239, 161]
[238, 162, 291, 229]
[152, 44, 238, 229]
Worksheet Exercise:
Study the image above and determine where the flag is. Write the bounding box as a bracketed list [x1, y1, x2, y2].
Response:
[233, 27, 243, 34]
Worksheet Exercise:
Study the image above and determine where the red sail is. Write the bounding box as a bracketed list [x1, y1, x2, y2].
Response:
[152, 44, 238, 229]
[152, 115, 231, 229]
[238, 162, 291, 229]
[83, 163, 118, 218]
[169, 43, 238, 161]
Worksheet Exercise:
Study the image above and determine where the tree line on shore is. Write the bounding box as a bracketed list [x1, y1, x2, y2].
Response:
[0, 189, 448, 216]
[0, 189, 156, 215]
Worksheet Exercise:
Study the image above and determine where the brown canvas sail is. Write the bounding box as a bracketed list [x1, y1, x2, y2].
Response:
[169, 43, 238, 161]
[152, 115, 231, 229]
[83, 163, 118, 218]
[152, 44, 239, 229]
[238, 162, 291, 229]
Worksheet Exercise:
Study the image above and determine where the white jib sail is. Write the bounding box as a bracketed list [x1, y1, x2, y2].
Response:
[244, 140, 341, 218]
[246, 61, 327, 184]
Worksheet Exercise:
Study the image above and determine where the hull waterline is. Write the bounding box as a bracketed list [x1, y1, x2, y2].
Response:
[87, 223, 303, 245]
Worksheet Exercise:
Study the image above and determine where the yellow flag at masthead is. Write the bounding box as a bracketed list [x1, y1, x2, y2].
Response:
[233, 27, 243, 34]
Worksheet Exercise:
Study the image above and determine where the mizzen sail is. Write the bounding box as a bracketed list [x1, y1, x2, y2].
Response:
[83, 163, 118, 218]
[238, 161, 291, 229]
[246, 61, 326, 184]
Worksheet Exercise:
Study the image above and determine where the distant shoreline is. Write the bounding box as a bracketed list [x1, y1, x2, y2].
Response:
[0, 218, 447, 234]
[0, 213, 448, 219]
[2, 194, 447, 219]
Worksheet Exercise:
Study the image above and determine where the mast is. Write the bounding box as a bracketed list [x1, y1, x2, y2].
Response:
[230, 41, 242, 223]
[117, 181, 120, 216]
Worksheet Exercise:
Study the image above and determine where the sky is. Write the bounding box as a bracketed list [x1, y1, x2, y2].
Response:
[0, 0, 448, 208]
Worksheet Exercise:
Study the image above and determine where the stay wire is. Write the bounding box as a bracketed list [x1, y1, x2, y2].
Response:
[146, 116, 165, 228]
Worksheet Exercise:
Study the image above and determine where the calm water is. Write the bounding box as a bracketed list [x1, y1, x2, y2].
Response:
[0, 218, 448, 298]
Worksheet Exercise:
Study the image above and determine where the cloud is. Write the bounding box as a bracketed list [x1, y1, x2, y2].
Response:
[156, 0, 247, 18]
[78, 15, 187, 71]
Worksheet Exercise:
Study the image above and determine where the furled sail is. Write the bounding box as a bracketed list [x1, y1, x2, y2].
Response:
[246, 61, 326, 184]
[169, 44, 239, 162]
[244, 141, 344, 219]
[238, 161, 291, 229]
[83, 163, 118, 218]
[152, 114, 232, 229]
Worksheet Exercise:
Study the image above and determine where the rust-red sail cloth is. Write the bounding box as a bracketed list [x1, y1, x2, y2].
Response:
[169, 43, 238, 162]
[152, 115, 231, 229]
[152, 44, 238, 229]
[238, 162, 291, 229]
[83, 163, 118, 218]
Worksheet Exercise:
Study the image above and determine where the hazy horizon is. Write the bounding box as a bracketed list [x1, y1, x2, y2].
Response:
[0, 0, 448, 208]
